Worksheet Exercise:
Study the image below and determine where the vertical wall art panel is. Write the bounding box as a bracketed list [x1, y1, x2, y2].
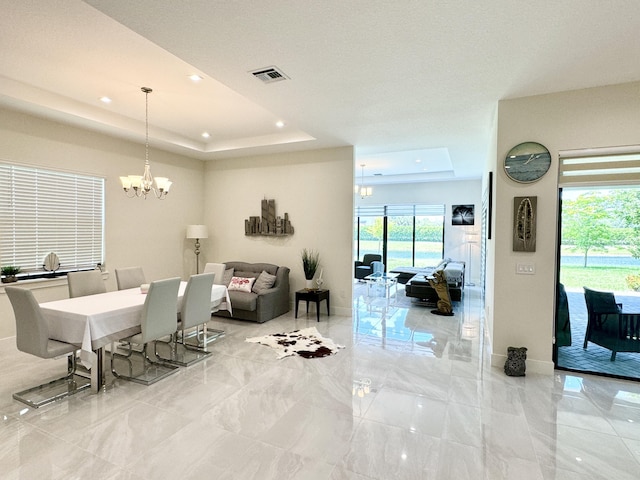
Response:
[513, 196, 537, 252]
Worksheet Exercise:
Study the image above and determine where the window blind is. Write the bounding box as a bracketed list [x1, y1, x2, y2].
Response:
[559, 150, 640, 187]
[356, 204, 445, 217]
[0, 163, 104, 273]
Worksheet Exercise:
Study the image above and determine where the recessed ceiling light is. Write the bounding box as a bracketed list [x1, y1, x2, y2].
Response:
[415, 159, 422, 163]
[189, 74, 203, 82]
[99, 96, 112, 104]
[275, 121, 285, 128]
[201, 132, 210, 139]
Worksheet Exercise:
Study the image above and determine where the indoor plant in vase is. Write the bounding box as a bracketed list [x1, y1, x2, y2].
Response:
[301, 249, 320, 290]
[1, 266, 21, 283]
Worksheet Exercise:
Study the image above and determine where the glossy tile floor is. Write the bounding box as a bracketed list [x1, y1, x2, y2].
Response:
[1, 285, 640, 479]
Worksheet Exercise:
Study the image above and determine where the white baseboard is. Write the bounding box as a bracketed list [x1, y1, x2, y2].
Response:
[491, 353, 555, 375]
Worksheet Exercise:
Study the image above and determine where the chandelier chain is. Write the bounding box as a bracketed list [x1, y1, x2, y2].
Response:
[119, 86, 172, 199]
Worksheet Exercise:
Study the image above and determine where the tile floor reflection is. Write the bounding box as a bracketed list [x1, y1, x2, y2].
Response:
[1, 284, 640, 479]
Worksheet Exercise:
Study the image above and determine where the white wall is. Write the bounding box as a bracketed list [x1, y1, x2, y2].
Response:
[483, 117, 498, 352]
[492, 80, 640, 373]
[355, 179, 483, 283]
[202, 147, 355, 315]
[0, 107, 205, 338]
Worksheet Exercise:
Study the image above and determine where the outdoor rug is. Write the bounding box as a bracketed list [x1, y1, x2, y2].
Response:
[246, 327, 345, 359]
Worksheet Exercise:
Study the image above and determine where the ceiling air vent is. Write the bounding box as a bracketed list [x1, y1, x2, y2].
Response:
[250, 66, 289, 84]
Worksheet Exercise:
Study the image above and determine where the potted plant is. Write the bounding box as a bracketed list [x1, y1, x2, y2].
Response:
[1, 266, 21, 283]
[301, 249, 320, 289]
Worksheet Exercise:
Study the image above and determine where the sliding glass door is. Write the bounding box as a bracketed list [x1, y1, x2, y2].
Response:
[555, 150, 640, 381]
[355, 205, 444, 271]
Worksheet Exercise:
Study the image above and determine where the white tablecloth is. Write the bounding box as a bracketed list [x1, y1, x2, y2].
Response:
[40, 282, 230, 368]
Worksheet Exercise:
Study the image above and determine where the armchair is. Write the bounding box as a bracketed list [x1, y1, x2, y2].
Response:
[355, 254, 382, 280]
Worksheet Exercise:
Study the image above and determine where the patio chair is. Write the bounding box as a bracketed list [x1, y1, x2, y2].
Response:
[583, 287, 640, 361]
[555, 283, 571, 347]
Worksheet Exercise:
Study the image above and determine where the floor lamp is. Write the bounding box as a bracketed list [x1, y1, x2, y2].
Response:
[186, 225, 208, 274]
[465, 232, 479, 287]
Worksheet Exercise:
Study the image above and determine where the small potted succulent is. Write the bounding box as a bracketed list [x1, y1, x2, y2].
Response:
[1, 266, 21, 283]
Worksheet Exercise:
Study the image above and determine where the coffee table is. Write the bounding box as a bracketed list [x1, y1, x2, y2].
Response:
[364, 272, 399, 299]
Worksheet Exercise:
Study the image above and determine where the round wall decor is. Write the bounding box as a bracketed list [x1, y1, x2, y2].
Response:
[504, 142, 551, 183]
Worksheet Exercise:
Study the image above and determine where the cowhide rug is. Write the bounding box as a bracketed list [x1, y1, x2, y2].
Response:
[246, 327, 345, 359]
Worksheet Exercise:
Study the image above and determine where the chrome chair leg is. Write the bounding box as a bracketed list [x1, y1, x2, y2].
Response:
[13, 353, 91, 409]
[111, 342, 178, 385]
[154, 332, 212, 367]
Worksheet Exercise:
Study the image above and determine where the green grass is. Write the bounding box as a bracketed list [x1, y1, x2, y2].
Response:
[560, 265, 638, 291]
[560, 245, 632, 256]
[356, 240, 444, 271]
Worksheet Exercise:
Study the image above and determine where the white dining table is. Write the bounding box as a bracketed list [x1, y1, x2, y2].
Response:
[39, 282, 231, 392]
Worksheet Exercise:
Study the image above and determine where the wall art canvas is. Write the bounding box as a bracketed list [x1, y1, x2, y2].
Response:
[513, 196, 537, 252]
[452, 204, 475, 225]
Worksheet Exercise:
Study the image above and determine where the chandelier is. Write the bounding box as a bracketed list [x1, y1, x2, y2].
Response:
[357, 163, 372, 199]
[352, 378, 371, 397]
[120, 87, 172, 199]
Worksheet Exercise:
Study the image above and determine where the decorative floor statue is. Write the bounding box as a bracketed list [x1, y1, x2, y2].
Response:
[427, 270, 454, 316]
[504, 346, 527, 376]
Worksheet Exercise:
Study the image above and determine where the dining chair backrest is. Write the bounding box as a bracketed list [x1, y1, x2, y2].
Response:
[203, 263, 226, 285]
[115, 266, 146, 290]
[67, 270, 106, 298]
[139, 277, 181, 344]
[5, 286, 66, 358]
[180, 273, 215, 331]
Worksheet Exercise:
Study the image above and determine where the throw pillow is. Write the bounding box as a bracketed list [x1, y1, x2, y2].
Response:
[222, 268, 234, 286]
[228, 276, 256, 292]
[252, 270, 277, 293]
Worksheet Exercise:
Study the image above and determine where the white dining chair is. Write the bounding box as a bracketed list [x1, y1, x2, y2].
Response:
[115, 266, 146, 290]
[5, 286, 91, 408]
[67, 270, 106, 298]
[110, 277, 181, 385]
[203, 262, 226, 285]
[192, 263, 227, 345]
[157, 273, 214, 366]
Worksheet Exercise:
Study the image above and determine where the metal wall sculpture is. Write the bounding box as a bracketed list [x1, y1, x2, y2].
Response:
[513, 196, 536, 252]
[245, 198, 294, 236]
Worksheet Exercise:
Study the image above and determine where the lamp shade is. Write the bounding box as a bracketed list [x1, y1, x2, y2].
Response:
[186, 224, 208, 239]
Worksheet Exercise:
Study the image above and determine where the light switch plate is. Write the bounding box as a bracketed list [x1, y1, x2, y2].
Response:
[516, 263, 535, 275]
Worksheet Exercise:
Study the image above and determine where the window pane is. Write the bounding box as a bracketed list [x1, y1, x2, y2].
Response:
[415, 215, 444, 266]
[387, 215, 412, 271]
[0, 163, 104, 274]
[358, 216, 383, 258]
